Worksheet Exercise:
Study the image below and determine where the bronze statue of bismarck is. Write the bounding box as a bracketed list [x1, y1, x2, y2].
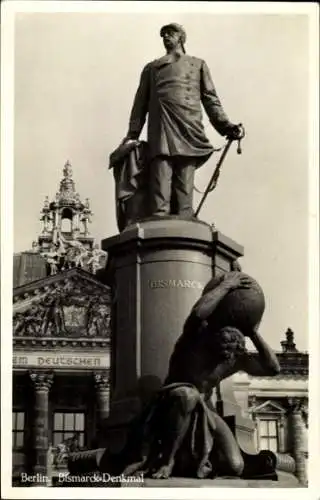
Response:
[125, 23, 243, 217]
[111, 23, 243, 227]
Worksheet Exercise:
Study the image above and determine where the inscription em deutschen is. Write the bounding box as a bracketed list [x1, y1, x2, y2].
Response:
[13, 355, 101, 367]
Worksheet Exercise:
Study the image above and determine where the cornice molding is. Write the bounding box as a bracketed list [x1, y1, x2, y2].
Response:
[13, 337, 110, 350]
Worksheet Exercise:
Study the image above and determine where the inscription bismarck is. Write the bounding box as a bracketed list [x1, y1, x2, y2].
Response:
[148, 279, 204, 290]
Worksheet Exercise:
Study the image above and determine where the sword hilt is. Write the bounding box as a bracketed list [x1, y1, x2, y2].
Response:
[236, 123, 245, 154]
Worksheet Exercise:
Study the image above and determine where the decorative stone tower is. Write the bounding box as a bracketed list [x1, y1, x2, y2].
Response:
[12, 161, 107, 281]
[38, 161, 94, 253]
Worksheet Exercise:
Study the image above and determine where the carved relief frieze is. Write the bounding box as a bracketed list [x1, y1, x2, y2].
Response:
[13, 277, 111, 339]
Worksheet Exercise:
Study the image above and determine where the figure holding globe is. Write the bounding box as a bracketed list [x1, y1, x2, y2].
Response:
[119, 270, 280, 480]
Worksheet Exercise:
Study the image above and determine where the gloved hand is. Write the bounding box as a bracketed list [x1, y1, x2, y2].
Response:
[121, 135, 140, 146]
[226, 124, 245, 141]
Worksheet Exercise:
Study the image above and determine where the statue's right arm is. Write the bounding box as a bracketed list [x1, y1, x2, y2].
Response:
[126, 63, 151, 140]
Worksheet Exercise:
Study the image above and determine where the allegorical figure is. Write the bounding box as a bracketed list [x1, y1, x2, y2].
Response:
[123, 23, 243, 218]
[87, 244, 108, 274]
[117, 271, 280, 480]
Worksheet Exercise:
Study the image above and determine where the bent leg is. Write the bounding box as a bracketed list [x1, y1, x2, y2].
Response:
[212, 413, 244, 477]
[152, 386, 199, 479]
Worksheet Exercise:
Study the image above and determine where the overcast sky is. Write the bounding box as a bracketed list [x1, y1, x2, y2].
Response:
[11, 5, 315, 350]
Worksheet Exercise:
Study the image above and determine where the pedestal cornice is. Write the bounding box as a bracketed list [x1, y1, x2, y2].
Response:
[102, 219, 244, 263]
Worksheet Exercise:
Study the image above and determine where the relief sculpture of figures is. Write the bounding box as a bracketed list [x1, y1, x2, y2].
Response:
[13, 283, 111, 339]
[111, 270, 280, 479]
[41, 244, 61, 275]
[42, 294, 65, 335]
[57, 230, 89, 269]
[110, 23, 243, 229]
[86, 297, 110, 337]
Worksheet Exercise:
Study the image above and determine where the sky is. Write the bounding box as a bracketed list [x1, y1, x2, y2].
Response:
[10, 5, 316, 351]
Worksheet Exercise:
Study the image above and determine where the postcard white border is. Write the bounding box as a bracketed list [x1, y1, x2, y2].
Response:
[1, 2, 319, 499]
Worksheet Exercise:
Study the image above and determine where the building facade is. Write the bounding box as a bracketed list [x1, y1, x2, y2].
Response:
[12, 163, 111, 486]
[12, 269, 111, 486]
[234, 329, 309, 483]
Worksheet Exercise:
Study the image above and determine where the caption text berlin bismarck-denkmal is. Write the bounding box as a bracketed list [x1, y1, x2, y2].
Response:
[20, 472, 144, 485]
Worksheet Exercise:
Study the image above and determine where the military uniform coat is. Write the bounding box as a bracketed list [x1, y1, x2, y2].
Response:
[127, 53, 233, 167]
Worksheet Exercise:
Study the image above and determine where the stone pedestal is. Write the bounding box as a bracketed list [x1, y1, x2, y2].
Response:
[29, 371, 53, 483]
[102, 218, 243, 426]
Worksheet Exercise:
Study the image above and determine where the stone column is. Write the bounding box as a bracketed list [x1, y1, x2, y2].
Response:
[278, 414, 286, 453]
[94, 372, 110, 427]
[29, 371, 53, 483]
[301, 400, 309, 480]
[73, 211, 80, 233]
[288, 397, 307, 485]
[247, 396, 258, 450]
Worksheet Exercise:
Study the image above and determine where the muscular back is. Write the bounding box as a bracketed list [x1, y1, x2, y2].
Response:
[165, 317, 220, 390]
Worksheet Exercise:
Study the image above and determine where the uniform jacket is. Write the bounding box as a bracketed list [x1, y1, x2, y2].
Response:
[127, 53, 233, 167]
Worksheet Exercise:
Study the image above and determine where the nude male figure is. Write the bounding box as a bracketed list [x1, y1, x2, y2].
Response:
[123, 271, 280, 479]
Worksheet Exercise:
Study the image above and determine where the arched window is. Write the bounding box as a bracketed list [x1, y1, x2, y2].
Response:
[60, 208, 73, 233]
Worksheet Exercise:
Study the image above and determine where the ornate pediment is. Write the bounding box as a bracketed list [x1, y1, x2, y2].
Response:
[250, 399, 286, 414]
[13, 268, 111, 339]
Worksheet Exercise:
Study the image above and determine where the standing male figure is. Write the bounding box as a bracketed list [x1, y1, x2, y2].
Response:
[124, 23, 243, 218]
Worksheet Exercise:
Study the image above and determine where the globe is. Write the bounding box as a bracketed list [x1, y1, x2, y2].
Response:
[205, 272, 265, 332]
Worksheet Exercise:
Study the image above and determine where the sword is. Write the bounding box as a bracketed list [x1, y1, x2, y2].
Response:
[194, 124, 245, 218]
